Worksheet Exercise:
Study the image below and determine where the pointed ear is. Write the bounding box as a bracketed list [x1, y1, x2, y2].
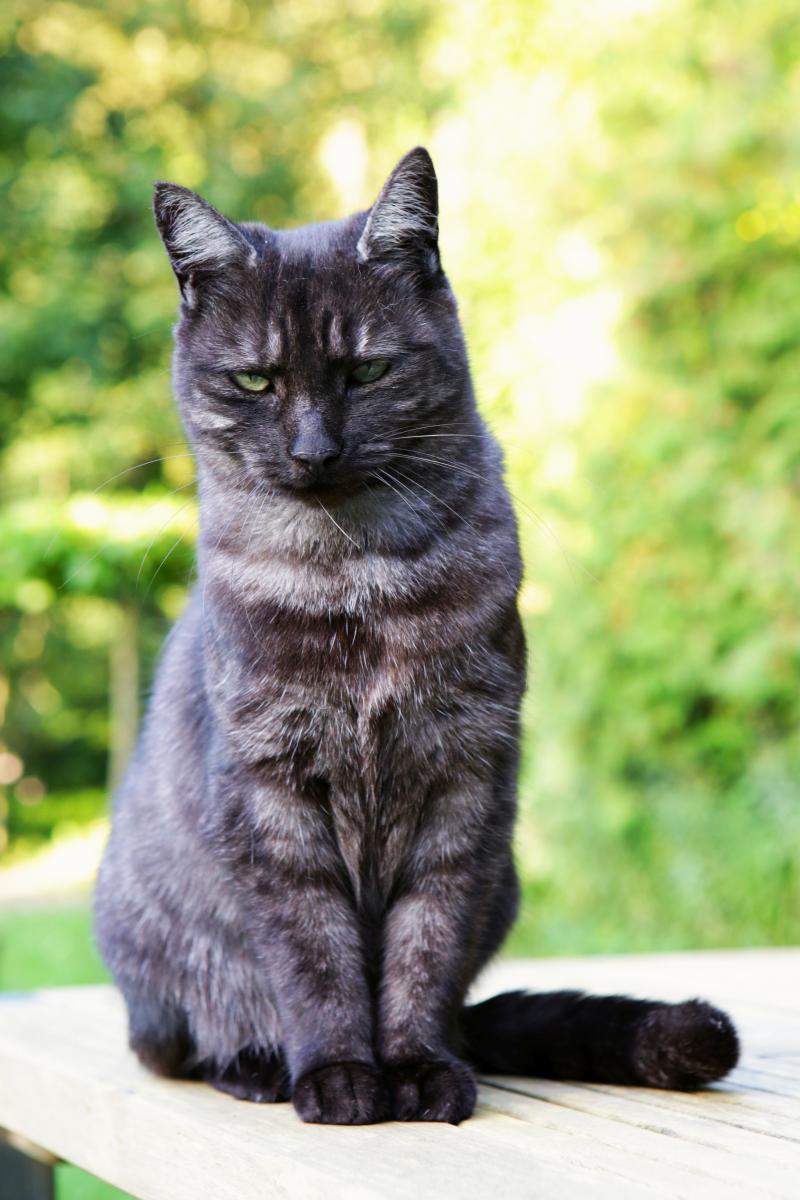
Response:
[357, 147, 440, 275]
[153, 183, 254, 302]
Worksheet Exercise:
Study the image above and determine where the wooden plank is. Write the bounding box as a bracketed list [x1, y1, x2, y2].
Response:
[477, 1081, 800, 1196]
[725, 1064, 800, 1099]
[481, 1074, 800, 1154]
[0, 950, 797, 1199]
[473, 1076, 789, 1198]
[0, 988, 715, 1200]
[0, 1129, 59, 1166]
[521, 1077, 800, 1142]
[734, 1057, 800, 1083]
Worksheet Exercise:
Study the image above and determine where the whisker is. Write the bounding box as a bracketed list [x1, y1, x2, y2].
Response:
[136, 489, 197, 584]
[373, 469, 438, 531]
[144, 528, 190, 596]
[59, 545, 107, 591]
[93, 454, 195, 494]
[388, 469, 456, 538]
[389, 463, 518, 589]
[238, 485, 277, 655]
[391, 433, 486, 441]
[390, 449, 597, 584]
[394, 419, 462, 438]
[59, 481, 197, 591]
[130, 322, 172, 341]
[39, 449, 195, 562]
[203, 487, 258, 622]
[388, 465, 463, 535]
[392, 416, 504, 440]
[316, 497, 360, 549]
[391, 449, 490, 486]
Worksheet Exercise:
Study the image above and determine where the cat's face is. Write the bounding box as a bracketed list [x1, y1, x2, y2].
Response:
[155, 149, 470, 502]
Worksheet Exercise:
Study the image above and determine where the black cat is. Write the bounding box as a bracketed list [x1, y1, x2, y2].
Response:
[94, 148, 739, 1124]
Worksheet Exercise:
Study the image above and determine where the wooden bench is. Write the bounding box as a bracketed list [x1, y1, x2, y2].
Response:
[1, 948, 798, 1198]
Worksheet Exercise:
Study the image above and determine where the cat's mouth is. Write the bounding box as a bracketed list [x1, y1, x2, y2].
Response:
[282, 477, 366, 506]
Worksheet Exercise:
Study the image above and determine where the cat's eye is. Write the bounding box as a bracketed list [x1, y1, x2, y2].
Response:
[350, 360, 389, 384]
[231, 371, 271, 394]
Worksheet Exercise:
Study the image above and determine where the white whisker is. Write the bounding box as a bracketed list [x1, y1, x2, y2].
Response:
[136, 486, 197, 584]
[315, 498, 360, 549]
[144, 529, 189, 596]
[391, 449, 597, 584]
[93, 454, 195, 493]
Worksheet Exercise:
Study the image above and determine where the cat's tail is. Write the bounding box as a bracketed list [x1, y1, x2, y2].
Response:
[461, 990, 739, 1089]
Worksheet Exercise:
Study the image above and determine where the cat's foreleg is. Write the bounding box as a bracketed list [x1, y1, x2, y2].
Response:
[212, 774, 386, 1125]
[377, 777, 497, 1124]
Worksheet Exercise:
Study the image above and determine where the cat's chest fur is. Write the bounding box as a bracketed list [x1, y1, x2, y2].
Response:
[218, 582, 454, 776]
[204, 537, 476, 891]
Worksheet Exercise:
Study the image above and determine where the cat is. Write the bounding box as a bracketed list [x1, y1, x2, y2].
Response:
[94, 147, 739, 1125]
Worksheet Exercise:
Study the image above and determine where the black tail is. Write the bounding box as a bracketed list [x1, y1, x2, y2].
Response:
[461, 990, 739, 1090]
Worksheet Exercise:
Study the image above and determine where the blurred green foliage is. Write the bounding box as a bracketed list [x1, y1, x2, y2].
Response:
[0, 0, 798, 959]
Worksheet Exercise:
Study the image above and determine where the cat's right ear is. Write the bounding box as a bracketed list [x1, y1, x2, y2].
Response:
[153, 183, 254, 305]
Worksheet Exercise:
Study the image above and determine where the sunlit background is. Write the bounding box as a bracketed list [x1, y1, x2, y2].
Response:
[2, 2, 799, 1174]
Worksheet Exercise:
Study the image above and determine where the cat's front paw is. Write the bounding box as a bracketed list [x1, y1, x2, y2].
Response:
[385, 1057, 477, 1124]
[292, 1061, 388, 1125]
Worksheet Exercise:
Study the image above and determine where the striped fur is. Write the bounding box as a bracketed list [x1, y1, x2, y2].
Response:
[95, 149, 739, 1127]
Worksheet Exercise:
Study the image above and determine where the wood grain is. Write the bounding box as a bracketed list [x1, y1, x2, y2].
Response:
[0, 949, 797, 1198]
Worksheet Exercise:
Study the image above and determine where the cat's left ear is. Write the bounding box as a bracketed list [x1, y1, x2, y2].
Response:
[357, 147, 440, 276]
[153, 182, 255, 304]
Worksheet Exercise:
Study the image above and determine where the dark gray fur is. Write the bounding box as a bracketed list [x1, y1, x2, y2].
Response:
[95, 148, 739, 1125]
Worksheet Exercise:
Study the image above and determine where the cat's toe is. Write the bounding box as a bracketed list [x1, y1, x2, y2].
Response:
[209, 1047, 291, 1103]
[386, 1058, 477, 1124]
[211, 1075, 290, 1103]
[633, 999, 740, 1090]
[292, 1062, 388, 1125]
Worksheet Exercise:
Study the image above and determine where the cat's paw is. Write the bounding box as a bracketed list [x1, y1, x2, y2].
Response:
[292, 1062, 388, 1125]
[210, 1046, 290, 1103]
[633, 999, 740, 1090]
[385, 1057, 477, 1124]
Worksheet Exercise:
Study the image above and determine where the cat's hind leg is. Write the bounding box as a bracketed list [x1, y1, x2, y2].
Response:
[127, 989, 200, 1080]
[126, 986, 290, 1101]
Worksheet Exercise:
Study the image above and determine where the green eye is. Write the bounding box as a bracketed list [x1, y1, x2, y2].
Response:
[350, 359, 389, 384]
[231, 371, 271, 393]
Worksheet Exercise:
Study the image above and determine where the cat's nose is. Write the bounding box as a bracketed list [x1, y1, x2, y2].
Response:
[289, 436, 342, 468]
[289, 413, 342, 468]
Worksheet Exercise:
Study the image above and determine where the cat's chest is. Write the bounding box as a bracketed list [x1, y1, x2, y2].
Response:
[231, 606, 423, 732]
[212, 543, 473, 778]
[211, 569, 492, 895]
[220, 593, 458, 788]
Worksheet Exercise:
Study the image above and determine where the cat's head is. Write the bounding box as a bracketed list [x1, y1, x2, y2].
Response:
[154, 148, 472, 503]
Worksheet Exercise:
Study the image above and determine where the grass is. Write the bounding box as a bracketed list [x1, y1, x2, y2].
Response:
[0, 906, 107, 990]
